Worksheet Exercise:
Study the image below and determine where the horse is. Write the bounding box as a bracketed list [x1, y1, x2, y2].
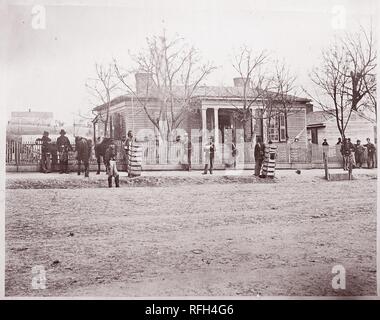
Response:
[94, 137, 114, 174]
[75, 136, 92, 177]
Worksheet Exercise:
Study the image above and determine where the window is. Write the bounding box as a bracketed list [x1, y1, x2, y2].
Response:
[268, 114, 287, 142]
[268, 117, 279, 142]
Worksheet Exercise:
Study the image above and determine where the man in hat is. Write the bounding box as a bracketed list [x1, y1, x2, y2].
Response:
[354, 139, 365, 169]
[104, 139, 120, 187]
[56, 129, 73, 174]
[364, 138, 376, 169]
[202, 136, 215, 175]
[123, 130, 135, 173]
[254, 137, 265, 176]
[36, 131, 52, 173]
[340, 138, 355, 170]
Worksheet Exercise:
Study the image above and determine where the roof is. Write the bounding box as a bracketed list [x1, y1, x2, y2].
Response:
[93, 85, 311, 112]
[11, 111, 54, 118]
[307, 109, 376, 126]
[306, 111, 333, 126]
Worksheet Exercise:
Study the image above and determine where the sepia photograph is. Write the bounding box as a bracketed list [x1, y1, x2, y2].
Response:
[2, 0, 378, 298]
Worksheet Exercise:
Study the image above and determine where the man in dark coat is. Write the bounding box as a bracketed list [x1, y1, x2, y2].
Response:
[202, 137, 215, 174]
[124, 130, 135, 174]
[354, 139, 365, 168]
[56, 129, 73, 173]
[35, 131, 51, 173]
[254, 137, 265, 176]
[187, 139, 192, 171]
[104, 140, 119, 187]
[341, 138, 355, 170]
[364, 138, 376, 169]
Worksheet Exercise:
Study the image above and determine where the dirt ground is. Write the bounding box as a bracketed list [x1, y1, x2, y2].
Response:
[5, 169, 377, 297]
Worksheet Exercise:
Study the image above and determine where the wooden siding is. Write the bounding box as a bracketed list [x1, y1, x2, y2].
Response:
[286, 107, 307, 145]
[307, 114, 376, 146]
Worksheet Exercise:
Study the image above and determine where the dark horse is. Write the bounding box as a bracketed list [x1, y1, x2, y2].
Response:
[95, 137, 113, 174]
[75, 136, 92, 177]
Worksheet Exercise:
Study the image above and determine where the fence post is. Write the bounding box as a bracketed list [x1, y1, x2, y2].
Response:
[323, 152, 329, 180]
[16, 141, 20, 171]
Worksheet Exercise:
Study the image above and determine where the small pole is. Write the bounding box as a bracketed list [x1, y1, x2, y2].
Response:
[323, 151, 329, 180]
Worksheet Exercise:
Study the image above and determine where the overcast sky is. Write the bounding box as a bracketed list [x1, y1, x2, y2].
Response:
[3, 0, 377, 124]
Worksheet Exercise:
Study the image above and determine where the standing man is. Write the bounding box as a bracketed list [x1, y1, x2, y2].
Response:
[181, 133, 192, 171]
[202, 136, 215, 175]
[35, 131, 51, 173]
[322, 138, 329, 146]
[104, 140, 120, 187]
[336, 137, 342, 145]
[124, 130, 135, 174]
[254, 137, 265, 176]
[231, 140, 238, 169]
[364, 138, 376, 169]
[354, 140, 365, 169]
[341, 138, 355, 170]
[187, 138, 192, 172]
[56, 129, 73, 174]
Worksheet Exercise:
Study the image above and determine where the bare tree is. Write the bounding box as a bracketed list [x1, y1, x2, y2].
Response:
[343, 26, 377, 113]
[86, 63, 119, 137]
[227, 48, 301, 143]
[308, 26, 377, 138]
[227, 47, 272, 142]
[114, 32, 216, 143]
[269, 60, 300, 142]
[363, 73, 377, 120]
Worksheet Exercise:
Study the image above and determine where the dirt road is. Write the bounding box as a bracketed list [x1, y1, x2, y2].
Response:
[5, 171, 377, 296]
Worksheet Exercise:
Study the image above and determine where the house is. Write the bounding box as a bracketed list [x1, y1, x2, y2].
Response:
[7, 109, 93, 143]
[7, 110, 56, 138]
[307, 109, 377, 146]
[92, 73, 312, 166]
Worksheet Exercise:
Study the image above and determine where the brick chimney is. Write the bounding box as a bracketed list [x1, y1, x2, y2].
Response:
[233, 77, 250, 87]
[135, 73, 156, 96]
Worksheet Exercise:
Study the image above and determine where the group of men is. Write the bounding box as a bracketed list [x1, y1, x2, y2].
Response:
[36, 129, 72, 173]
[37, 129, 376, 180]
[338, 137, 376, 170]
[202, 136, 268, 177]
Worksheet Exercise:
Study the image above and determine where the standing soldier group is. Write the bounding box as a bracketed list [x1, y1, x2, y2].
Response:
[340, 137, 376, 170]
[36, 129, 72, 174]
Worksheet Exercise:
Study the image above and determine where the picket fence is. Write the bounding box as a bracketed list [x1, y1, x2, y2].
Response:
[6, 139, 352, 169]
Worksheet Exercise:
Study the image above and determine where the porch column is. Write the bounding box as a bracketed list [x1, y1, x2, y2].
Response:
[214, 107, 219, 161]
[250, 107, 256, 142]
[262, 110, 268, 143]
[202, 107, 207, 164]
